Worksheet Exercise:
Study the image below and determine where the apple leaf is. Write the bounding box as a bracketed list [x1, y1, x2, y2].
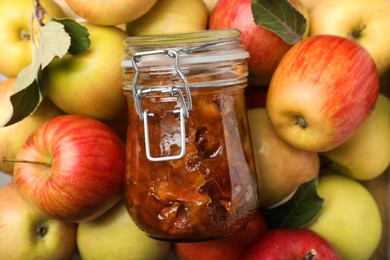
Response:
[39, 21, 71, 69]
[261, 177, 323, 229]
[251, 0, 307, 45]
[53, 18, 91, 55]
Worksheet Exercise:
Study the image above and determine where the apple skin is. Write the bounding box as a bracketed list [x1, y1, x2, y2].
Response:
[209, 0, 309, 86]
[266, 35, 380, 152]
[174, 211, 268, 260]
[46, 22, 129, 121]
[321, 94, 390, 180]
[0, 183, 77, 259]
[64, 0, 157, 26]
[241, 228, 342, 260]
[126, 0, 208, 36]
[77, 199, 171, 260]
[309, 0, 390, 75]
[307, 171, 382, 260]
[0, 0, 65, 78]
[248, 108, 320, 207]
[13, 114, 126, 223]
[0, 78, 63, 174]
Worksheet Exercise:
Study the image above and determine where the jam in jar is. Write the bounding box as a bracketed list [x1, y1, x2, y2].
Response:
[122, 29, 259, 241]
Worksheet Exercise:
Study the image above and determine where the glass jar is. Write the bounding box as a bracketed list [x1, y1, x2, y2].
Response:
[122, 29, 259, 242]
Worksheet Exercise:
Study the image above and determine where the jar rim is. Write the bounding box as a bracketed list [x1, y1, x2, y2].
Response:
[123, 29, 241, 46]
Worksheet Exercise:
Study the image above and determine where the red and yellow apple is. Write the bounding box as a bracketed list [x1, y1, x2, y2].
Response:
[248, 108, 320, 207]
[126, 0, 208, 36]
[209, 0, 310, 86]
[0, 78, 63, 174]
[0, 183, 77, 259]
[64, 0, 157, 26]
[13, 114, 126, 223]
[0, 0, 65, 78]
[266, 35, 379, 152]
[46, 22, 129, 121]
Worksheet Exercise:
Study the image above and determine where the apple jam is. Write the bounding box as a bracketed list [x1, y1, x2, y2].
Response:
[122, 30, 259, 241]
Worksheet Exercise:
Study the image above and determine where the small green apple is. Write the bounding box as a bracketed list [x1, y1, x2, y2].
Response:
[0, 183, 77, 259]
[248, 108, 320, 207]
[126, 0, 208, 35]
[0, 0, 65, 77]
[307, 171, 382, 260]
[310, 0, 390, 75]
[0, 78, 63, 174]
[321, 94, 390, 180]
[77, 200, 171, 260]
[46, 22, 129, 121]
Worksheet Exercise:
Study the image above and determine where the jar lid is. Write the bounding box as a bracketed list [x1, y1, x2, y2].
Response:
[121, 29, 249, 68]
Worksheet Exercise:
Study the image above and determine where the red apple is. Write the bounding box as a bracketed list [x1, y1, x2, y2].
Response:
[241, 228, 342, 260]
[266, 35, 379, 152]
[174, 211, 267, 260]
[13, 114, 126, 223]
[209, 0, 309, 86]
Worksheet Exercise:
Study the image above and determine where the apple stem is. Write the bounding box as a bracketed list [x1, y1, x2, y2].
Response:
[303, 249, 318, 260]
[2, 158, 51, 167]
[296, 116, 309, 129]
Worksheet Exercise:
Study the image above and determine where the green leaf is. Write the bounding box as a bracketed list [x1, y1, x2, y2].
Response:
[261, 177, 323, 229]
[251, 0, 307, 45]
[53, 18, 91, 55]
[39, 21, 71, 69]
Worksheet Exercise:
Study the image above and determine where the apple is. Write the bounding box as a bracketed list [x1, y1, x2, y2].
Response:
[248, 108, 320, 208]
[299, 0, 323, 11]
[321, 94, 390, 180]
[309, 0, 390, 75]
[0, 183, 77, 259]
[174, 211, 268, 260]
[126, 0, 208, 36]
[13, 114, 126, 223]
[266, 35, 380, 152]
[46, 22, 129, 121]
[307, 171, 382, 260]
[77, 199, 171, 260]
[241, 228, 342, 259]
[0, 0, 65, 78]
[0, 78, 63, 174]
[64, 0, 157, 26]
[209, 0, 310, 86]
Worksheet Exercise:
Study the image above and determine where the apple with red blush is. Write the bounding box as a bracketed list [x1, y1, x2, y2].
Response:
[241, 228, 342, 259]
[12, 114, 126, 223]
[174, 211, 267, 260]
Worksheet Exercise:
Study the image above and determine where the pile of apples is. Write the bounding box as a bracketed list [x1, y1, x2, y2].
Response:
[0, 0, 389, 259]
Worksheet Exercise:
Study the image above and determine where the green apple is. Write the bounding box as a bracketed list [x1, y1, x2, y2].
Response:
[0, 78, 63, 174]
[0, 0, 65, 78]
[46, 22, 129, 121]
[126, 0, 208, 36]
[307, 171, 382, 260]
[321, 94, 390, 180]
[64, 0, 157, 26]
[0, 182, 77, 259]
[77, 200, 171, 260]
[248, 108, 320, 207]
[309, 0, 390, 75]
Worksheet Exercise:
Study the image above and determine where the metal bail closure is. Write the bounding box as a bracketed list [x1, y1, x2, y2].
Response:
[131, 49, 192, 162]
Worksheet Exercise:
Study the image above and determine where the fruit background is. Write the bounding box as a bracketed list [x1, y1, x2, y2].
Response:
[0, 0, 389, 259]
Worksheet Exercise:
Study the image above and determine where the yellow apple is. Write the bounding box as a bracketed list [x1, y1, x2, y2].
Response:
[321, 94, 390, 180]
[299, 0, 323, 11]
[248, 108, 320, 207]
[0, 0, 65, 78]
[307, 171, 382, 260]
[0, 78, 63, 174]
[77, 200, 171, 260]
[310, 0, 390, 75]
[64, 0, 157, 26]
[126, 0, 208, 36]
[46, 22, 129, 121]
